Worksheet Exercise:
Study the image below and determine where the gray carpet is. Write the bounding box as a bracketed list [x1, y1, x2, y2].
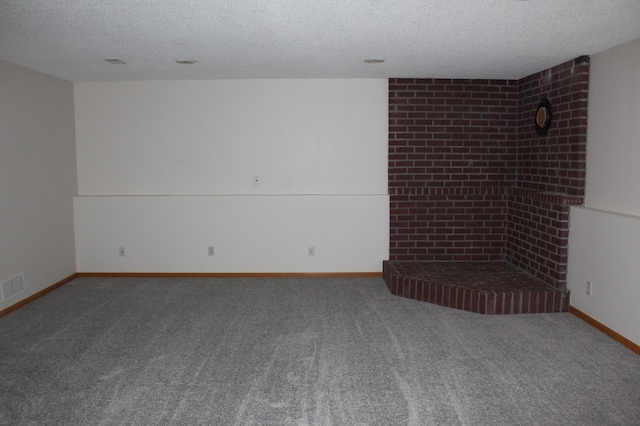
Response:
[0, 277, 638, 425]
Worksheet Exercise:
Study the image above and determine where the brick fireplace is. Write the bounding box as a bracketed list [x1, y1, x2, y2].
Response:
[383, 56, 589, 313]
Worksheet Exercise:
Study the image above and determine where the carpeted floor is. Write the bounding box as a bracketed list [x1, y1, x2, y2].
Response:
[0, 277, 638, 425]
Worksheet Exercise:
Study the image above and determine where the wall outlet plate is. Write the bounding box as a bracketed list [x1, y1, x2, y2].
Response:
[1, 273, 25, 301]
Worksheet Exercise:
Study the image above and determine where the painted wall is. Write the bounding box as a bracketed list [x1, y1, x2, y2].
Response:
[584, 39, 640, 215]
[568, 207, 640, 345]
[567, 38, 640, 346]
[74, 79, 389, 273]
[75, 79, 387, 196]
[0, 60, 77, 310]
[74, 195, 387, 273]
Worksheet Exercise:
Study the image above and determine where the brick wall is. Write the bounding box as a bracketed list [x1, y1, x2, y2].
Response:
[505, 57, 589, 288]
[388, 79, 518, 261]
[388, 57, 589, 288]
[516, 56, 589, 196]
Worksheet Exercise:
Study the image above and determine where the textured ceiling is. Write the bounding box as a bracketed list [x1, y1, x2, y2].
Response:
[1, 0, 640, 82]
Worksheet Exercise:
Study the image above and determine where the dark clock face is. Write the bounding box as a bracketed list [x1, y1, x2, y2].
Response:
[535, 99, 552, 135]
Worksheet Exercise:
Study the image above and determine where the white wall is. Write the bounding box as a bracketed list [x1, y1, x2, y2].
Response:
[0, 60, 77, 310]
[74, 79, 389, 273]
[75, 79, 387, 196]
[567, 38, 640, 346]
[74, 195, 388, 273]
[568, 207, 640, 345]
[585, 38, 640, 215]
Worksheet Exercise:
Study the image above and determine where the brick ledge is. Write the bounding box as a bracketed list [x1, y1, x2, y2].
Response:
[383, 260, 569, 315]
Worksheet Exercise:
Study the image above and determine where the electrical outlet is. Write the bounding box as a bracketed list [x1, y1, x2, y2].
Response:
[119, 247, 126, 257]
[1, 273, 24, 301]
[308, 246, 315, 256]
[586, 281, 593, 296]
[208, 246, 215, 256]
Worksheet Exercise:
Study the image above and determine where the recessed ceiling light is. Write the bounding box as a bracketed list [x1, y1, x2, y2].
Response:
[364, 59, 384, 64]
[175, 60, 197, 65]
[104, 59, 126, 65]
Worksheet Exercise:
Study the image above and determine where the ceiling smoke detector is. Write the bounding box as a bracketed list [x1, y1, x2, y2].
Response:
[104, 59, 126, 65]
[175, 60, 197, 65]
[364, 59, 384, 64]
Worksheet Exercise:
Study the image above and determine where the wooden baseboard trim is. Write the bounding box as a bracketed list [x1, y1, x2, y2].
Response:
[569, 306, 640, 356]
[76, 272, 382, 279]
[0, 273, 78, 319]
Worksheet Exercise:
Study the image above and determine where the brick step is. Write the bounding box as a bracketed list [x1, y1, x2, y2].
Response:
[383, 261, 570, 315]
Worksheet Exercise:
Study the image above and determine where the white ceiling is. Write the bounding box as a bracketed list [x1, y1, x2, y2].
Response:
[1, 0, 639, 82]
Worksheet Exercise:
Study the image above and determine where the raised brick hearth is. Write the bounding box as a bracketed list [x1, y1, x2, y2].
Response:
[383, 261, 570, 314]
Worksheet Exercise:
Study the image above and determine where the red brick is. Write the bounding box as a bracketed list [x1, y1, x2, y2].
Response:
[389, 60, 587, 282]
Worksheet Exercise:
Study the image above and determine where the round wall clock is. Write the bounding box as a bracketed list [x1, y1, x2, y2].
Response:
[534, 99, 552, 135]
